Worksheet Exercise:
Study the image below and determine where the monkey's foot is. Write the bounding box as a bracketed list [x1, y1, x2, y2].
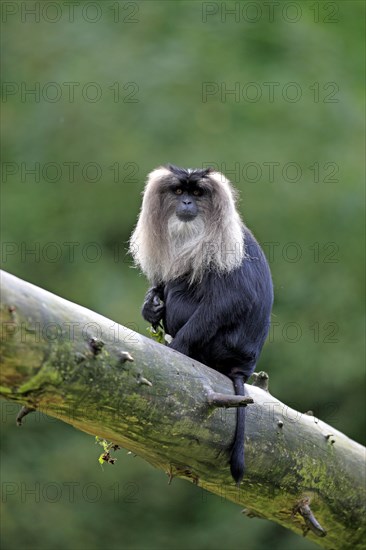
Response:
[251, 371, 269, 391]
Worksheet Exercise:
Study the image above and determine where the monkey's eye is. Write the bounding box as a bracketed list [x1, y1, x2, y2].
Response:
[174, 188, 183, 195]
[193, 189, 202, 196]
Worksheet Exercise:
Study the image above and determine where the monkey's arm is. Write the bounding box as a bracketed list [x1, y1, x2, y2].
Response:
[142, 285, 165, 329]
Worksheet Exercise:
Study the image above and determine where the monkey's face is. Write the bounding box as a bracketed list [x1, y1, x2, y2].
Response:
[172, 185, 201, 222]
[131, 165, 243, 283]
[146, 166, 215, 230]
[162, 178, 209, 244]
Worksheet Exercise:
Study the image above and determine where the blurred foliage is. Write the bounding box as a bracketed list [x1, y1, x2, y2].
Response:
[1, 1, 365, 549]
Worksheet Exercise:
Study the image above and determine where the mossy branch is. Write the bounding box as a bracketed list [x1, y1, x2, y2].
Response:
[0, 270, 365, 549]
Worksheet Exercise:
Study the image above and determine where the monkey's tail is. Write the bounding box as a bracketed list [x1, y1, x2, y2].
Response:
[230, 375, 246, 486]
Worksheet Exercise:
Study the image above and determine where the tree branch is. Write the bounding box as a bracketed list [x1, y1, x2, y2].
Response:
[0, 270, 365, 549]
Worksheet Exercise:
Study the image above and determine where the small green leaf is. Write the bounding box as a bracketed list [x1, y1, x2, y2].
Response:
[147, 325, 165, 344]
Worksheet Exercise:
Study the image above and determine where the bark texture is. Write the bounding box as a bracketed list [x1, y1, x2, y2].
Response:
[0, 270, 365, 549]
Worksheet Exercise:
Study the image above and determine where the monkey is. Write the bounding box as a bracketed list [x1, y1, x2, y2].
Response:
[129, 165, 273, 484]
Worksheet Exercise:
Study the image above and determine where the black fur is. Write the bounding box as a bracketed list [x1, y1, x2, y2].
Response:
[167, 164, 213, 184]
[142, 227, 273, 484]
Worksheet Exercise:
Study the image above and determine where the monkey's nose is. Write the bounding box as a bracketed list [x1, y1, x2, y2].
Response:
[183, 199, 192, 205]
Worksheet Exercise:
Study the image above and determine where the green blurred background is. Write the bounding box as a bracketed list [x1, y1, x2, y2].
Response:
[1, 1, 365, 549]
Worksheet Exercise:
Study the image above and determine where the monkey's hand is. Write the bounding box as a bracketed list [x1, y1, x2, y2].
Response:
[142, 286, 165, 330]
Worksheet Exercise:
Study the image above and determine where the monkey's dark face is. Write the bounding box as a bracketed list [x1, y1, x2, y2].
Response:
[152, 166, 215, 231]
[160, 165, 214, 224]
[172, 185, 202, 222]
[130, 164, 244, 285]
